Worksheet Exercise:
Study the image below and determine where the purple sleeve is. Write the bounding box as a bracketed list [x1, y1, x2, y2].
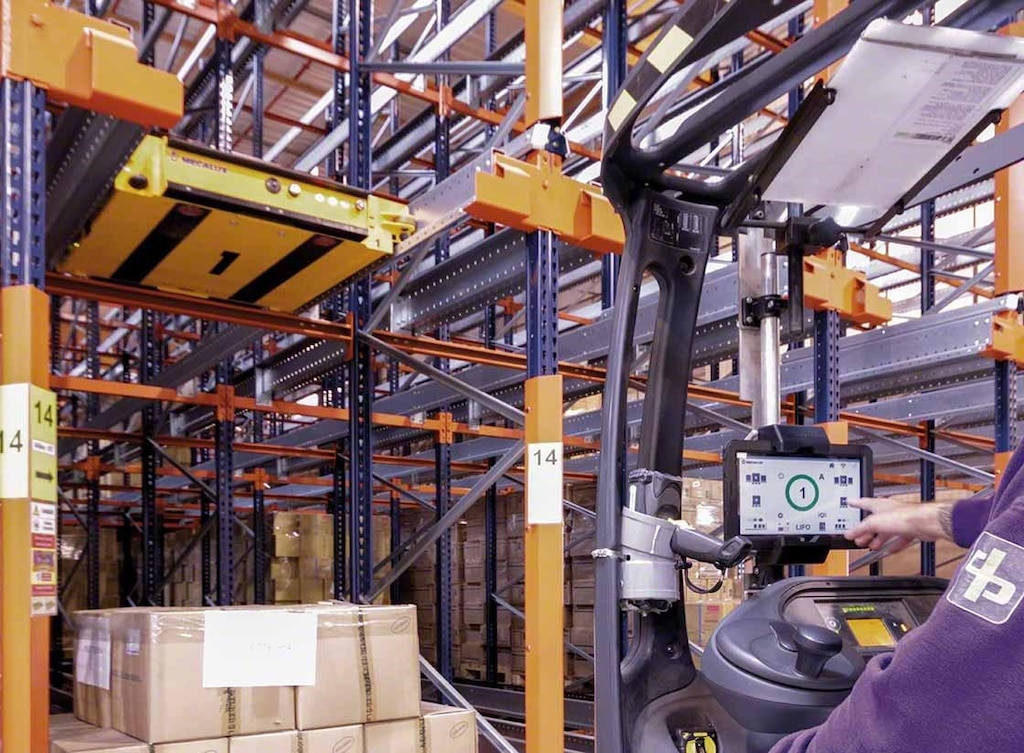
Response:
[950, 491, 994, 548]
[769, 500, 1024, 753]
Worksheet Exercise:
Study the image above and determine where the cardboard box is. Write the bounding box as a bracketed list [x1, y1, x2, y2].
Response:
[300, 725, 364, 753]
[571, 584, 595, 606]
[110, 609, 296, 743]
[228, 732, 299, 753]
[569, 623, 594, 648]
[51, 713, 86, 733]
[296, 604, 420, 730]
[270, 558, 298, 583]
[73, 610, 113, 728]
[298, 515, 333, 559]
[273, 580, 300, 603]
[50, 717, 148, 753]
[299, 579, 330, 603]
[155, 742, 229, 753]
[273, 514, 300, 558]
[299, 558, 332, 581]
[363, 703, 476, 753]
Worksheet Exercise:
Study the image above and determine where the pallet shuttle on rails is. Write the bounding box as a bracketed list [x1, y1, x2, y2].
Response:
[56, 136, 415, 312]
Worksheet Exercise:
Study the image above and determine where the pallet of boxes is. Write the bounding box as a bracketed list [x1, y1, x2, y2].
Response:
[62, 602, 478, 753]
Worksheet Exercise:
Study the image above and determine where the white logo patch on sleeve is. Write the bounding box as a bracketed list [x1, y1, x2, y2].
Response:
[946, 531, 1024, 624]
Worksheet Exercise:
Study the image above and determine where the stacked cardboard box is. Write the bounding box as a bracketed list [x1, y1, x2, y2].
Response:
[270, 512, 392, 605]
[364, 702, 477, 751]
[271, 512, 334, 604]
[164, 528, 209, 607]
[163, 524, 256, 607]
[51, 713, 203, 752]
[61, 529, 121, 612]
[71, 602, 477, 752]
[398, 510, 464, 666]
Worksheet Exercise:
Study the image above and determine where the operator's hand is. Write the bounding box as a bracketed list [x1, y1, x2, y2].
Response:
[843, 497, 950, 551]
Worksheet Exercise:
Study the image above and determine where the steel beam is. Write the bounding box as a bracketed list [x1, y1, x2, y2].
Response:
[919, 199, 937, 576]
[927, 262, 995, 314]
[215, 382, 235, 606]
[332, 443, 347, 599]
[85, 302, 102, 609]
[140, 311, 163, 606]
[290, 0, 508, 169]
[392, 229, 591, 332]
[361, 60, 524, 75]
[360, 331, 525, 425]
[911, 124, 1024, 208]
[252, 475, 267, 603]
[851, 429, 994, 483]
[600, 0, 625, 309]
[346, 0, 375, 602]
[813, 310, 840, 424]
[434, 16, 455, 680]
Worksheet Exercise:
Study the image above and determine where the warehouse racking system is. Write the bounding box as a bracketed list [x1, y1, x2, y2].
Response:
[1, 0, 1023, 750]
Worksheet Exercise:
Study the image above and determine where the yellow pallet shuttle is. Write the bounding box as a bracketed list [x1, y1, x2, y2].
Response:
[57, 136, 414, 312]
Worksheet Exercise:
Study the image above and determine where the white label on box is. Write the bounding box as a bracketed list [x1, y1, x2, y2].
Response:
[202, 610, 318, 688]
[526, 442, 563, 525]
[75, 618, 111, 690]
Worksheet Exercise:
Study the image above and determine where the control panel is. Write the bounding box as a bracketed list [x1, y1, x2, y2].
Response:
[813, 601, 912, 649]
[779, 587, 939, 657]
[649, 198, 711, 250]
[736, 453, 862, 537]
[646, 195, 716, 255]
[723, 430, 873, 560]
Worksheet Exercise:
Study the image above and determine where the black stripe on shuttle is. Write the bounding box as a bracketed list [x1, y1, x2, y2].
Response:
[209, 251, 240, 276]
[231, 234, 338, 304]
[111, 203, 210, 284]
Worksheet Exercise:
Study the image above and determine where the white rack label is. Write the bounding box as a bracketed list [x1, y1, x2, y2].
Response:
[0, 385, 29, 499]
[527, 442, 563, 525]
[0, 384, 58, 501]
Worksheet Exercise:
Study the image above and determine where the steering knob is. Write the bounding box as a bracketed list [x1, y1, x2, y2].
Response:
[793, 624, 843, 678]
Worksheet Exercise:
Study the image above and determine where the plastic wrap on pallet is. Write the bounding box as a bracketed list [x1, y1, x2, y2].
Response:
[296, 603, 420, 730]
[73, 610, 113, 728]
[108, 608, 296, 743]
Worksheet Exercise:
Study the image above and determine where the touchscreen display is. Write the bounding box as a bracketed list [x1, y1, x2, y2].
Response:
[736, 453, 862, 536]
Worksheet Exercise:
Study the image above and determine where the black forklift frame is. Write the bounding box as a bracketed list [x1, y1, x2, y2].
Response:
[593, 1, 1022, 751]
